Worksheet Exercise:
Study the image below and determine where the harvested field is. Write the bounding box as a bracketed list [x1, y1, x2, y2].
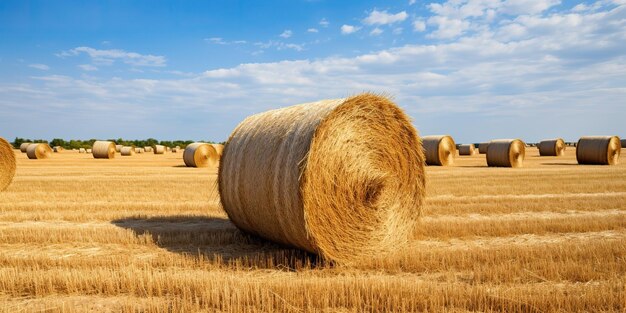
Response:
[1, 147, 625, 312]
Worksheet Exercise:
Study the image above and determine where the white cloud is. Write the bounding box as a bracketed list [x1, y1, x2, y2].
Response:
[341, 24, 360, 34]
[254, 40, 305, 51]
[319, 18, 329, 27]
[307, 28, 319, 33]
[370, 28, 384, 36]
[413, 20, 427, 32]
[499, 0, 561, 15]
[363, 10, 408, 25]
[59, 46, 166, 67]
[28, 64, 49, 70]
[393, 27, 404, 35]
[427, 16, 470, 39]
[78, 64, 98, 71]
[279, 30, 293, 38]
[205, 37, 247, 45]
[409, 0, 416, 4]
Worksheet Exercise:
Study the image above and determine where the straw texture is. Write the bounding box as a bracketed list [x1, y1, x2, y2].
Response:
[19, 143, 31, 153]
[92, 141, 116, 159]
[219, 93, 426, 263]
[576, 136, 621, 165]
[120, 146, 135, 156]
[154, 145, 166, 154]
[26, 144, 52, 159]
[458, 144, 476, 156]
[183, 143, 219, 168]
[422, 135, 456, 166]
[538, 138, 566, 156]
[478, 143, 489, 154]
[486, 139, 525, 167]
[0, 137, 16, 191]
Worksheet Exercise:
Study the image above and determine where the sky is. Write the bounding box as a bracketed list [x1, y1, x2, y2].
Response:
[0, 0, 625, 143]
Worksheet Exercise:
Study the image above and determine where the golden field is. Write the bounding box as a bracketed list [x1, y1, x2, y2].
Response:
[0, 147, 625, 312]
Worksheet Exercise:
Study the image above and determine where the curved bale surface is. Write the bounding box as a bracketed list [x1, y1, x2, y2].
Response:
[487, 139, 525, 168]
[478, 143, 489, 154]
[26, 144, 52, 160]
[120, 146, 135, 156]
[0, 137, 16, 191]
[621, 139, 626, 149]
[92, 141, 116, 159]
[458, 144, 476, 156]
[183, 143, 219, 168]
[144, 146, 153, 153]
[219, 94, 426, 263]
[422, 135, 455, 166]
[576, 136, 621, 165]
[538, 138, 566, 156]
[20, 143, 31, 153]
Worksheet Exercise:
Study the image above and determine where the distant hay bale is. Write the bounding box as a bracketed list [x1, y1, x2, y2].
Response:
[211, 144, 224, 157]
[120, 146, 135, 156]
[79, 148, 86, 154]
[576, 136, 621, 165]
[0, 137, 16, 191]
[20, 143, 31, 153]
[153, 145, 166, 154]
[26, 143, 52, 159]
[458, 144, 476, 156]
[219, 94, 426, 263]
[115, 145, 123, 153]
[144, 146, 153, 153]
[183, 143, 219, 168]
[621, 139, 626, 148]
[86, 149, 92, 153]
[92, 141, 116, 159]
[538, 138, 566, 156]
[422, 135, 456, 166]
[486, 139, 525, 168]
[478, 143, 489, 154]
[135, 147, 144, 154]
[53, 146, 64, 153]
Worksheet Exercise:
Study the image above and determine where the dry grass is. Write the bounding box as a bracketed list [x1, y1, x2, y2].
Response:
[0, 147, 625, 312]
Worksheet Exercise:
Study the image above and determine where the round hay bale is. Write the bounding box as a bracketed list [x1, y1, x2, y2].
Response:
[478, 143, 489, 154]
[621, 139, 626, 149]
[26, 143, 52, 159]
[79, 148, 86, 153]
[153, 145, 166, 154]
[183, 143, 219, 168]
[211, 144, 224, 157]
[53, 146, 64, 153]
[144, 146, 153, 153]
[120, 146, 135, 156]
[0, 137, 16, 191]
[576, 136, 621, 165]
[86, 149, 92, 153]
[422, 135, 455, 166]
[219, 94, 426, 263]
[458, 144, 476, 156]
[538, 138, 566, 156]
[115, 145, 123, 153]
[20, 143, 31, 153]
[135, 147, 144, 154]
[92, 141, 116, 159]
[172, 147, 179, 153]
[486, 139, 525, 168]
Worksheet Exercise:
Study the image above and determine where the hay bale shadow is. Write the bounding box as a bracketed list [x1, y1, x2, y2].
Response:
[112, 215, 324, 270]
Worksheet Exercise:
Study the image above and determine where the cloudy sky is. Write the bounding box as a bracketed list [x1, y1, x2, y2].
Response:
[1, 0, 625, 143]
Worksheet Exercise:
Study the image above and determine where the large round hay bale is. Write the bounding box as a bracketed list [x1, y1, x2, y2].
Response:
[211, 144, 224, 157]
[115, 145, 123, 153]
[219, 94, 426, 263]
[538, 138, 566, 156]
[486, 139, 525, 167]
[458, 144, 476, 156]
[478, 143, 489, 154]
[53, 146, 64, 153]
[576, 136, 621, 165]
[183, 143, 219, 168]
[92, 141, 116, 159]
[26, 143, 52, 159]
[422, 135, 455, 166]
[120, 146, 135, 156]
[19, 143, 31, 153]
[153, 145, 166, 154]
[0, 137, 16, 191]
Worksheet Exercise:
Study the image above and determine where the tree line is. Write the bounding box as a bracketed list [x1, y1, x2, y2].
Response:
[11, 138, 221, 150]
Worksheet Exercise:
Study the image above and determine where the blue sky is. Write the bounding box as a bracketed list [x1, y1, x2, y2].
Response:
[1, 0, 625, 143]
